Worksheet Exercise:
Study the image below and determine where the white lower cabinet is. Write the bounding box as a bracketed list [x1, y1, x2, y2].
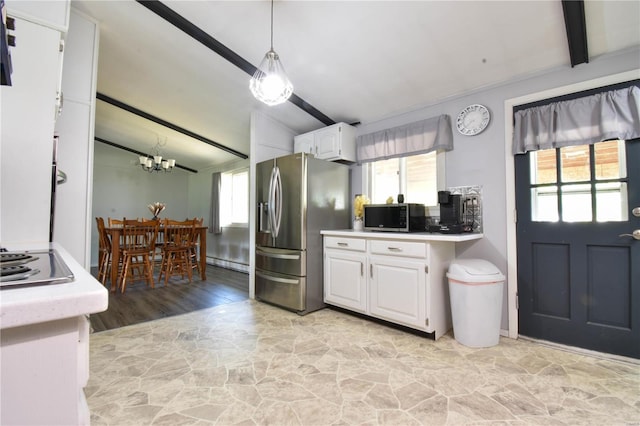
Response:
[323, 233, 455, 339]
[325, 250, 367, 313]
[1, 316, 90, 425]
[324, 236, 367, 313]
[369, 255, 426, 329]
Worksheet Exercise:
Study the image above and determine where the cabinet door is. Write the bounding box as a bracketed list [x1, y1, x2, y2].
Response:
[369, 256, 426, 329]
[324, 250, 367, 313]
[6, 0, 70, 32]
[314, 126, 340, 160]
[0, 18, 63, 243]
[294, 133, 315, 155]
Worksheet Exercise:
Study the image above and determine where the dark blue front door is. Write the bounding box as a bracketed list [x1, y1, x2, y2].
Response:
[515, 139, 639, 359]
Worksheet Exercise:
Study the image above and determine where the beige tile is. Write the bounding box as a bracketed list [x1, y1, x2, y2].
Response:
[87, 300, 640, 425]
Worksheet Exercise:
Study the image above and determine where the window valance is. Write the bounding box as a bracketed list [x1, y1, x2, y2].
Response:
[513, 85, 640, 154]
[356, 114, 453, 164]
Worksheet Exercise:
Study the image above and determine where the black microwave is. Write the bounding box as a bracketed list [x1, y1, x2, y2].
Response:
[364, 203, 426, 232]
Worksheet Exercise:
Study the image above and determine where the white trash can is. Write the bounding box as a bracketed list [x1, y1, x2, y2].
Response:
[447, 259, 505, 348]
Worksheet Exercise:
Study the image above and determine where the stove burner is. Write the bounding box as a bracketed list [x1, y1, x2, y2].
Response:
[0, 249, 74, 288]
[0, 264, 40, 280]
[0, 253, 38, 267]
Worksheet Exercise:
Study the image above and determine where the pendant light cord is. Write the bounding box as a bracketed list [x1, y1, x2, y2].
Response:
[270, 0, 274, 50]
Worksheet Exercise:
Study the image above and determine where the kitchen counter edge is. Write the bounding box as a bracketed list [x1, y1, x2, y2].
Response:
[0, 242, 108, 330]
[320, 230, 483, 242]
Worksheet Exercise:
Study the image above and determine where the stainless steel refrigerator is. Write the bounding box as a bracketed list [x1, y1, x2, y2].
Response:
[255, 152, 349, 314]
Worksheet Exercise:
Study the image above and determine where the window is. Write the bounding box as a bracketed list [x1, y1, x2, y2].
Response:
[220, 168, 248, 226]
[368, 151, 439, 206]
[529, 140, 628, 222]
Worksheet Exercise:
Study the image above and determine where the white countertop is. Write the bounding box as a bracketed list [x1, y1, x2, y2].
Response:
[321, 229, 484, 242]
[0, 242, 108, 329]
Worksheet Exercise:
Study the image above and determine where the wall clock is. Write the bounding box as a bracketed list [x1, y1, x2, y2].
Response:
[456, 104, 490, 136]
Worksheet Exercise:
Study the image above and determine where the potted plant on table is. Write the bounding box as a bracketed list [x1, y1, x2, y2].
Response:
[353, 195, 369, 231]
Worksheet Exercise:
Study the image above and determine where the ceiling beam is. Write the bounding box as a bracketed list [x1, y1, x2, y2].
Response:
[561, 0, 589, 67]
[95, 136, 199, 174]
[135, 0, 336, 126]
[96, 92, 248, 160]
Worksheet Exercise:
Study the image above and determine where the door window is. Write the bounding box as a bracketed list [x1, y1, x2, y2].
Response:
[529, 140, 628, 222]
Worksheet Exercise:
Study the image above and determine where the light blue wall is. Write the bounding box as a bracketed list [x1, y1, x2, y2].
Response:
[90, 142, 190, 265]
[351, 47, 640, 329]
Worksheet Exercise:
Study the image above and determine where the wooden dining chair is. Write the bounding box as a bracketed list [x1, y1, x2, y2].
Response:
[108, 217, 124, 227]
[187, 217, 203, 276]
[159, 219, 196, 285]
[118, 218, 160, 293]
[95, 217, 112, 286]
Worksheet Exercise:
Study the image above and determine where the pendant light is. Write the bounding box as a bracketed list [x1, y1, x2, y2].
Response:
[250, 0, 293, 106]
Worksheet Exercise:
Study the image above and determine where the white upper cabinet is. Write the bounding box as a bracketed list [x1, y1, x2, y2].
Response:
[294, 122, 356, 162]
[0, 16, 64, 243]
[293, 132, 314, 156]
[6, 0, 70, 32]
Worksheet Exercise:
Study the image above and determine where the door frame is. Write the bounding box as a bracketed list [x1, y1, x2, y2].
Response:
[503, 69, 640, 339]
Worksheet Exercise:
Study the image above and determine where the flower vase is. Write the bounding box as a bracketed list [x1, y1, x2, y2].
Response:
[353, 217, 364, 231]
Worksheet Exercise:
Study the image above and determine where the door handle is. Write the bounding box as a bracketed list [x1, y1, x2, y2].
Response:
[633, 207, 640, 218]
[619, 229, 640, 240]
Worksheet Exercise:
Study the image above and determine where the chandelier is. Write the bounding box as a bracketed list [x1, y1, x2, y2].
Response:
[249, 0, 293, 106]
[138, 139, 176, 173]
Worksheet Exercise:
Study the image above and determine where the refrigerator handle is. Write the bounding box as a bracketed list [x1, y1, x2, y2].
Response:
[273, 166, 283, 238]
[255, 270, 300, 285]
[268, 166, 277, 235]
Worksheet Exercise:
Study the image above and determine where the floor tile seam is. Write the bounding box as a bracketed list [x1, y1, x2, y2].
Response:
[91, 299, 254, 336]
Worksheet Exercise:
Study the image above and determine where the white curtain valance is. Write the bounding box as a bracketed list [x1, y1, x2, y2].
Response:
[356, 114, 453, 164]
[513, 85, 640, 154]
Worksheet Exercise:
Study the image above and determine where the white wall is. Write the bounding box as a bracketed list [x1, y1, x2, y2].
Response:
[352, 47, 640, 331]
[90, 142, 190, 265]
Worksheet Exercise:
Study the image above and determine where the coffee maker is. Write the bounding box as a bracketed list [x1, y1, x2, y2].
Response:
[429, 191, 466, 234]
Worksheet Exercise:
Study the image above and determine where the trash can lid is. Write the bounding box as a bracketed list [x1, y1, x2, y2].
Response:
[447, 259, 505, 283]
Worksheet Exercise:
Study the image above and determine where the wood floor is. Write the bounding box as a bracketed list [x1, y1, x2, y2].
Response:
[90, 264, 249, 332]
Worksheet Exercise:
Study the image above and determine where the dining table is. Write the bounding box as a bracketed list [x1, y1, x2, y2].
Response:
[104, 224, 208, 293]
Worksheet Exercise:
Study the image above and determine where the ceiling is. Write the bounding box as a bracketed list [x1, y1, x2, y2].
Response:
[72, 0, 640, 173]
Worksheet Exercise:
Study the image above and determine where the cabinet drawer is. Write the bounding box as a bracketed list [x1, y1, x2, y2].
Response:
[324, 236, 366, 252]
[369, 240, 427, 259]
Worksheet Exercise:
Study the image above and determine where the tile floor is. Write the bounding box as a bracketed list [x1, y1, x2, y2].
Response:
[87, 300, 640, 425]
